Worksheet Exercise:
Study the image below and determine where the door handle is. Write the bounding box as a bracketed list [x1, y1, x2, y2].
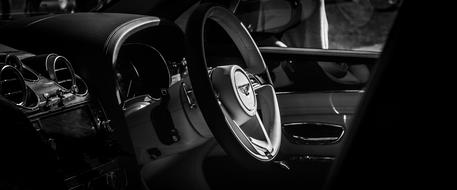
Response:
[283, 122, 345, 145]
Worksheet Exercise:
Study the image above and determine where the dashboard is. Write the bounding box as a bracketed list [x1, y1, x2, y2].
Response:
[0, 13, 205, 190]
[0, 49, 124, 189]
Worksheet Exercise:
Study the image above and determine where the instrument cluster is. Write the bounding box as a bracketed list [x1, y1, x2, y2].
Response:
[115, 43, 188, 104]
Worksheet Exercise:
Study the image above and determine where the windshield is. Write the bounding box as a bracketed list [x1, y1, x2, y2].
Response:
[0, 0, 111, 19]
[235, 0, 400, 52]
[2, 0, 399, 52]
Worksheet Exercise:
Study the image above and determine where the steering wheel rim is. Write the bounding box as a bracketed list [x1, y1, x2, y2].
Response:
[186, 4, 281, 163]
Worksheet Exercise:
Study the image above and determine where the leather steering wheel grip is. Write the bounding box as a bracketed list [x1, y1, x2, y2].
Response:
[186, 4, 281, 168]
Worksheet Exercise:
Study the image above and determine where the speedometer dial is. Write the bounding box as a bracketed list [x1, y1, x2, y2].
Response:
[115, 58, 141, 100]
[115, 43, 170, 101]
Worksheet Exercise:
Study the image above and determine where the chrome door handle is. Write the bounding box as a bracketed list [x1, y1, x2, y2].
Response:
[283, 122, 345, 145]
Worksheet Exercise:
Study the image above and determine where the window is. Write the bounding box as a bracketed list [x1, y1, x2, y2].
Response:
[235, 0, 400, 52]
[0, 0, 110, 20]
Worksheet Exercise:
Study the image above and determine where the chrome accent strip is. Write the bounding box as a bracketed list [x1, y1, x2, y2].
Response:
[74, 75, 89, 96]
[259, 46, 380, 58]
[103, 16, 161, 104]
[181, 82, 196, 110]
[26, 14, 63, 27]
[276, 90, 365, 95]
[283, 122, 345, 144]
[17, 85, 40, 111]
[104, 17, 161, 65]
[48, 55, 77, 92]
[289, 155, 336, 161]
[0, 65, 27, 106]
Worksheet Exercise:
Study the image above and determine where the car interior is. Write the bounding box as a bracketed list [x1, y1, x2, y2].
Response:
[0, 0, 416, 190]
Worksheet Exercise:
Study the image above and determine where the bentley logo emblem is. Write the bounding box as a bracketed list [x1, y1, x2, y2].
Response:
[237, 84, 251, 96]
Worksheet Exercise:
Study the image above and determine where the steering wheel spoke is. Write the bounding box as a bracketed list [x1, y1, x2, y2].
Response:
[219, 101, 271, 157]
[251, 112, 274, 153]
[253, 84, 281, 154]
[218, 94, 276, 159]
[217, 99, 250, 126]
[249, 137, 273, 158]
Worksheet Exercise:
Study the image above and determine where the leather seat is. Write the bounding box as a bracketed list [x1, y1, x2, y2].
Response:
[0, 96, 64, 190]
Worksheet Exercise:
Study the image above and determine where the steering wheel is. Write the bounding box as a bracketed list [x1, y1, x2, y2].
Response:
[186, 4, 281, 165]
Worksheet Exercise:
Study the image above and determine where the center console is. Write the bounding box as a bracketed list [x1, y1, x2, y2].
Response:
[1, 48, 127, 189]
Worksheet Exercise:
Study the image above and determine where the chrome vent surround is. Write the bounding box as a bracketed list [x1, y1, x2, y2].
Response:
[4, 54, 39, 82]
[47, 55, 76, 91]
[0, 65, 27, 105]
[3, 54, 22, 70]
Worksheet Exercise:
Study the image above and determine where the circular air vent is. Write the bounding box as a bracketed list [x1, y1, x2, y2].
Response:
[47, 55, 76, 91]
[4, 54, 39, 82]
[3, 54, 22, 70]
[0, 65, 27, 105]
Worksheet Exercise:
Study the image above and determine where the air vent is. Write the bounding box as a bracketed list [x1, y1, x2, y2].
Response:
[0, 65, 27, 105]
[49, 56, 76, 91]
[2, 54, 22, 70]
[74, 75, 88, 95]
[3, 54, 39, 82]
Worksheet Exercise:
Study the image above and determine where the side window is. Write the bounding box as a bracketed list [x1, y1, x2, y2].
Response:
[326, 0, 399, 51]
[235, 0, 399, 51]
[235, 0, 399, 92]
[0, 0, 107, 20]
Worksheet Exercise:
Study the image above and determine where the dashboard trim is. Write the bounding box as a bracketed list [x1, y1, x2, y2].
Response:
[104, 16, 161, 65]
[259, 47, 380, 58]
[103, 16, 161, 104]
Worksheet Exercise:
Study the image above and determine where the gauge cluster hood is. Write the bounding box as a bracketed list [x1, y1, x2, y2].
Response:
[0, 12, 185, 99]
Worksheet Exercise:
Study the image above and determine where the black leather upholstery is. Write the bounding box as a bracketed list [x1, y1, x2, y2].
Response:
[326, 1, 442, 189]
[0, 96, 64, 190]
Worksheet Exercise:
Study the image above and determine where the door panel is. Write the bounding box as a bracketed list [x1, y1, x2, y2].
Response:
[261, 47, 378, 92]
[277, 91, 363, 158]
[257, 47, 373, 161]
